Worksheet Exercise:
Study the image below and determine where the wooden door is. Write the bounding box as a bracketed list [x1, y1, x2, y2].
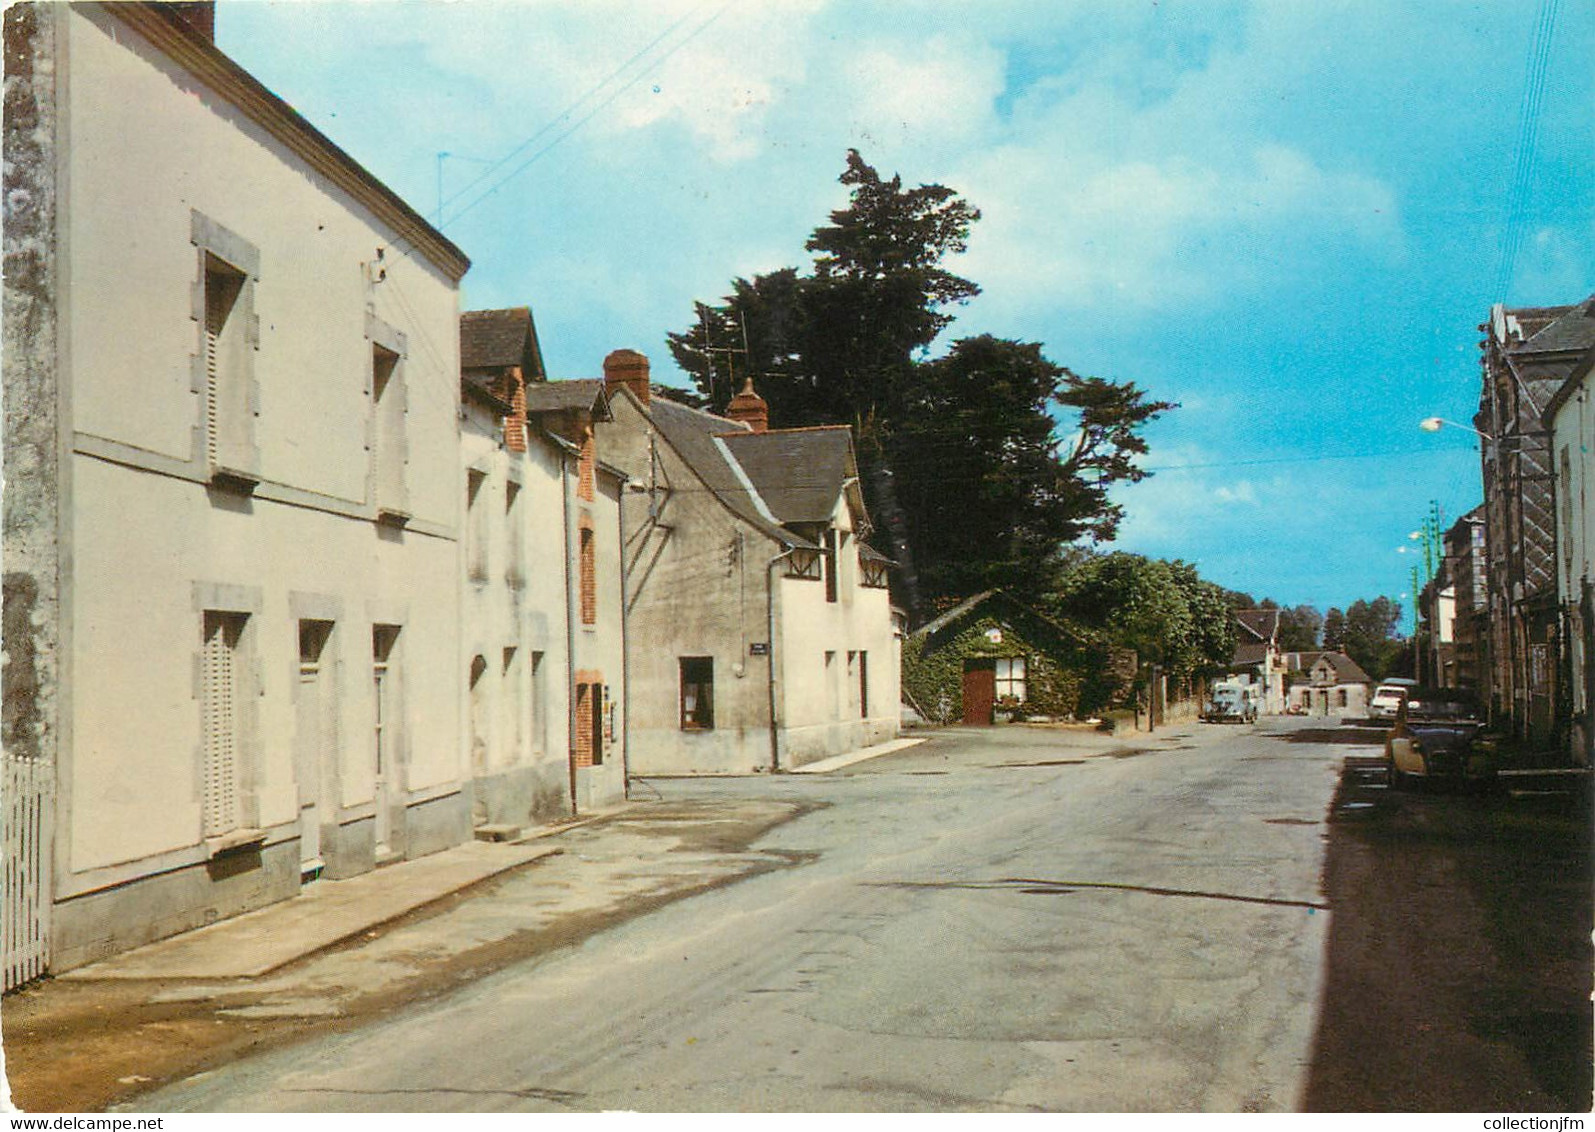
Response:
[962, 660, 996, 725]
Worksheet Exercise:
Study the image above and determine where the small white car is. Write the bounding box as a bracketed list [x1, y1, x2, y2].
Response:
[1367, 681, 1415, 723]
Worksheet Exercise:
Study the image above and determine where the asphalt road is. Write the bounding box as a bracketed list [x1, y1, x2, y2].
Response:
[144, 719, 1346, 1112]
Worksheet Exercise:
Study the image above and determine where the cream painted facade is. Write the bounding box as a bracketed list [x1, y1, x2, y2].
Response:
[459, 393, 573, 828]
[771, 498, 900, 767]
[600, 380, 899, 776]
[1549, 362, 1593, 766]
[7, 4, 471, 973]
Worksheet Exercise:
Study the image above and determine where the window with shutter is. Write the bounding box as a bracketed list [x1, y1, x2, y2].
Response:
[202, 612, 246, 838]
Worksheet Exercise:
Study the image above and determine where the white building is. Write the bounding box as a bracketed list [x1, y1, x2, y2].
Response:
[459, 310, 629, 817]
[4, 2, 469, 979]
[1543, 298, 1595, 767]
[596, 358, 899, 775]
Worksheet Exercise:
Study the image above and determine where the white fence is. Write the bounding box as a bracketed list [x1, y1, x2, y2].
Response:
[3, 754, 52, 991]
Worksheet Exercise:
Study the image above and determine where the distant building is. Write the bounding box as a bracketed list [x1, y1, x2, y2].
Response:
[1231, 609, 1287, 714]
[1284, 651, 1371, 717]
[1416, 572, 1457, 688]
[1443, 507, 1488, 692]
[1542, 298, 1595, 766]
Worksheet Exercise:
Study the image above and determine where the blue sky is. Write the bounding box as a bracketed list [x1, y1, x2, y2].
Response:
[218, 0, 1594, 617]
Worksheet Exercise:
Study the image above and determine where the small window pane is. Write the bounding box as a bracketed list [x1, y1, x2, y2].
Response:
[680, 657, 714, 730]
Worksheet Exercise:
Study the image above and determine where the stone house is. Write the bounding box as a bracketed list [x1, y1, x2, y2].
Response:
[902, 590, 1119, 725]
[1543, 299, 1595, 766]
[1283, 651, 1371, 717]
[3, 2, 469, 980]
[1476, 300, 1589, 744]
[595, 360, 899, 774]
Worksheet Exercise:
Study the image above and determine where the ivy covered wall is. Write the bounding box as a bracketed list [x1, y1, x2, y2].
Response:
[903, 600, 1124, 723]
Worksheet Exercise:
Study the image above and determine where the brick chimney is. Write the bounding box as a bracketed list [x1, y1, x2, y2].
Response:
[503, 366, 527, 453]
[725, 375, 769, 433]
[603, 349, 650, 407]
[165, 2, 216, 41]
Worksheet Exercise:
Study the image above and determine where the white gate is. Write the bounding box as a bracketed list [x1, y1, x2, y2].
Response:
[3, 752, 52, 990]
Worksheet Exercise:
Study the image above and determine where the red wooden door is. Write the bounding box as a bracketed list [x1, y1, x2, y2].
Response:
[962, 660, 996, 725]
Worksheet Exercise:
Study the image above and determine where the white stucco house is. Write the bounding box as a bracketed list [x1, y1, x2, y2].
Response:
[1543, 298, 1594, 767]
[595, 356, 900, 775]
[459, 309, 629, 817]
[3, 2, 469, 980]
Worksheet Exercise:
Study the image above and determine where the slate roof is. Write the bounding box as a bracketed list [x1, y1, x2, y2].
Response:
[643, 396, 805, 547]
[1505, 304, 1577, 344]
[461, 372, 510, 413]
[461, 307, 543, 374]
[1232, 642, 1271, 668]
[1286, 650, 1371, 684]
[1234, 608, 1280, 643]
[1512, 298, 1594, 355]
[717, 426, 856, 526]
[522, 379, 609, 417]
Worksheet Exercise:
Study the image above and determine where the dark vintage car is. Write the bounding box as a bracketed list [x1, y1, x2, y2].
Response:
[1385, 687, 1496, 788]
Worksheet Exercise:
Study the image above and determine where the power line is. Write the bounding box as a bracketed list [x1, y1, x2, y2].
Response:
[1493, 0, 1561, 302]
[434, 3, 713, 223]
[442, 3, 732, 232]
[382, 0, 732, 274]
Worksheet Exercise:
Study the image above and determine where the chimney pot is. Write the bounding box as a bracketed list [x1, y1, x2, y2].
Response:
[603, 349, 650, 407]
[725, 375, 769, 433]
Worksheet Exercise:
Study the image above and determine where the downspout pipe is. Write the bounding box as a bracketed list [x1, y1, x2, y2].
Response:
[617, 472, 632, 798]
[560, 448, 578, 814]
[766, 546, 797, 772]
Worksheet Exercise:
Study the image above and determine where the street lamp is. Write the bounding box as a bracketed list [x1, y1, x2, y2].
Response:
[1419, 416, 1492, 441]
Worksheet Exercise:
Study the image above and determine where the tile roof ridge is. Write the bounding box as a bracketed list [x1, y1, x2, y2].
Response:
[650, 396, 746, 428]
[752, 423, 853, 435]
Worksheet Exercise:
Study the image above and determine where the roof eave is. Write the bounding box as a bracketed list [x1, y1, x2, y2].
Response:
[112, 4, 471, 283]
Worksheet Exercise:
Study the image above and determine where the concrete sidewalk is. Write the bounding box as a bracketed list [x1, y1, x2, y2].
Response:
[5, 795, 814, 1113]
[787, 736, 926, 774]
[62, 839, 565, 981]
[51, 735, 926, 985]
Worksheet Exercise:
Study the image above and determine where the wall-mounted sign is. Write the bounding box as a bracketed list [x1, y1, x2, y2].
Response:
[749, 642, 770, 656]
[985, 628, 1003, 644]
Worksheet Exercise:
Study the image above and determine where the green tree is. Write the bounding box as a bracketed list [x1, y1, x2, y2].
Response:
[1341, 597, 1405, 678]
[1322, 607, 1347, 651]
[1054, 554, 1192, 672]
[668, 150, 1173, 612]
[1051, 553, 1232, 681]
[892, 336, 1174, 597]
[667, 151, 981, 612]
[1276, 604, 1324, 652]
[1168, 561, 1239, 675]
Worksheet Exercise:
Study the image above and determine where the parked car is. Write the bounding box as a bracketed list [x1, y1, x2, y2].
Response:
[1368, 680, 1416, 723]
[1385, 690, 1496, 789]
[1402, 685, 1482, 724]
[1201, 682, 1259, 723]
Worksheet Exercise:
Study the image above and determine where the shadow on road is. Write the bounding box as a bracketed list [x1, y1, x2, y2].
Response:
[1302, 756, 1594, 1111]
[1275, 725, 1390, 745]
